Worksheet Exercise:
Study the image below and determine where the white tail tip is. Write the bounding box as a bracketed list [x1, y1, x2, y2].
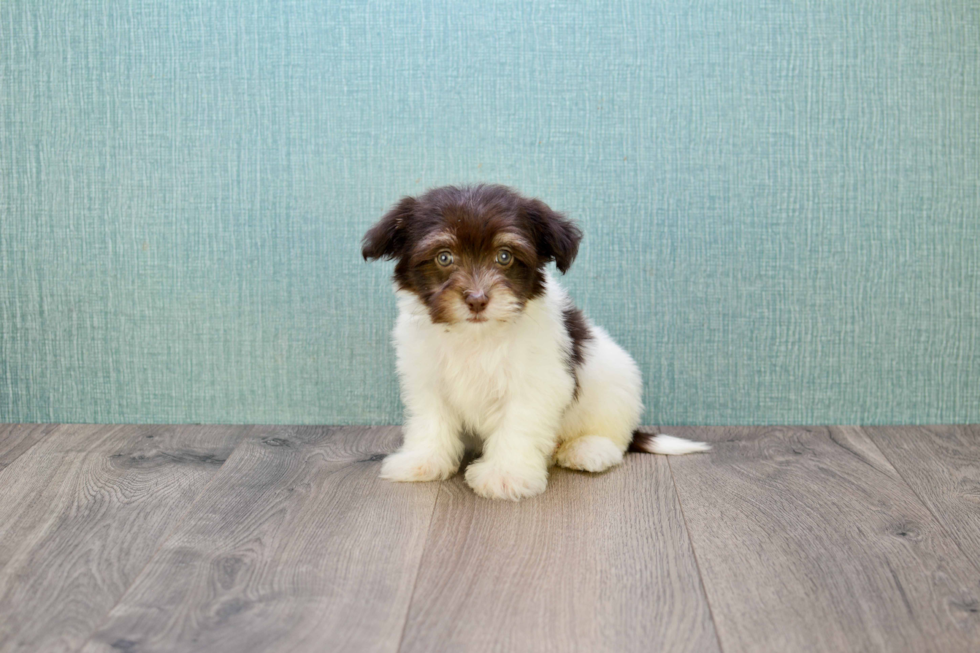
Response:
[640, 434, 711, 455]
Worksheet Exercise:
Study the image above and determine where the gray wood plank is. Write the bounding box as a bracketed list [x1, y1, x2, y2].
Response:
[80, 426, 439, 653]
[0, 424, 244, 653]
[0, 423, 58, 470]
[864, 425, 980, 572]
[400, 450, 721, 653]
[666, 425, 980, 653]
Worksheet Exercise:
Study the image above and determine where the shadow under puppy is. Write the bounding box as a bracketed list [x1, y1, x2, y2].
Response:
[363, 184, 708, 501]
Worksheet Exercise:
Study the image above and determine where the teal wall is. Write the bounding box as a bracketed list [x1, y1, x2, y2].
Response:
[1, 1, 978, 425]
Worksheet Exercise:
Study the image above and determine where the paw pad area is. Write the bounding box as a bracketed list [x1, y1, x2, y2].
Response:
[379, 451, 457, 482]
[464, 461, 548, 501]
[555, 436, 624, 473]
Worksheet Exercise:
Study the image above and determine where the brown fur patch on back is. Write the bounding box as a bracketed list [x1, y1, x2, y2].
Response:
[562, 305, 592, 398]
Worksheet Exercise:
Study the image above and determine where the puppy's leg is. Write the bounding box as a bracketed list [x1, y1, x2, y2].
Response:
[381, 393, 462, 483]
[465, 402, 561, 501]
[555, 326, 642, 474]
[554, 435, 625, 473]
[465, 432, 552, 501]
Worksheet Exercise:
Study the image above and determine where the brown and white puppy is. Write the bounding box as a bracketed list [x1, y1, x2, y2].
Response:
[363, 184, 708, 501]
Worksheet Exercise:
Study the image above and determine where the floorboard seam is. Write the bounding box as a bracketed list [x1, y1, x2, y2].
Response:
[393, 482, 442, 653]
[665, 455, 728, 653]
[70, 425, 254, 653]
[858, 426, 980, 577]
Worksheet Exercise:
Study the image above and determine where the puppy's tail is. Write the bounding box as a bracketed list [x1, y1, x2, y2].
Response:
[629, 432, 711, 455]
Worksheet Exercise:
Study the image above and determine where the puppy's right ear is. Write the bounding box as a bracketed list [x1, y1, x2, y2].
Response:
[362, 196, 416, 261]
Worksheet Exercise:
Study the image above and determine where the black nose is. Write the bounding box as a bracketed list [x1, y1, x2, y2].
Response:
[464, 290, 488, 313]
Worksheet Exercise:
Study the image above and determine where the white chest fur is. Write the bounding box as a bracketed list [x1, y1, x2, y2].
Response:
[392, 276, 574, 439]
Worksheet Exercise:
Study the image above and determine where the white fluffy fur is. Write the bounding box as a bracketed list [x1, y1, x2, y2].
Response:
[634, 434, 712, 455]
[380, 272, 707, 500]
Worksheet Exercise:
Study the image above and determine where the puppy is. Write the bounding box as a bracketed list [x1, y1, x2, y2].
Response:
[362, 184, 708, 500]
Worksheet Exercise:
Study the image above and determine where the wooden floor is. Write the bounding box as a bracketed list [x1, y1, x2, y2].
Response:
[0, 425, 978, 652]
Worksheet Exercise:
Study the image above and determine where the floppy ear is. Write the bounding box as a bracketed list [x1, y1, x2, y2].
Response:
[362, 196, 416, 261]
[523, 198, 583, 273]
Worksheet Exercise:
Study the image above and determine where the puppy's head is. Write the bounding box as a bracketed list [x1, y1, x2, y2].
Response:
[362, 185, 582, 326]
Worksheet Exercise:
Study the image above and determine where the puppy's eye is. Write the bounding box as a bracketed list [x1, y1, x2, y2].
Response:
[435, 250, 454, 267]
[495, 249, 513, 267]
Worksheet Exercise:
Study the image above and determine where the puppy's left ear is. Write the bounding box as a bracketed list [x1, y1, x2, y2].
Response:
[523, 198, 583, 273]
[362, 196, 416, 261]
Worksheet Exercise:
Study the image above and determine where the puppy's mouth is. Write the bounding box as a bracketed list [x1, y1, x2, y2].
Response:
[466, 316, 489, 323]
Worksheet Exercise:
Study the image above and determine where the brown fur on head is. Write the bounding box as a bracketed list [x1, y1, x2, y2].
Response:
[362, 185, 582, 325]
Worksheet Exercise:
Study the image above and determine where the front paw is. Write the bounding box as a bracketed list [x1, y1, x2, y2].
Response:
[464, 459, 548, 501]
[380, 450, 458, 482]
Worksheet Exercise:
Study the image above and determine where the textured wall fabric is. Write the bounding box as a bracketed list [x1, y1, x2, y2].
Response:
[1, 1, 978, 425]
